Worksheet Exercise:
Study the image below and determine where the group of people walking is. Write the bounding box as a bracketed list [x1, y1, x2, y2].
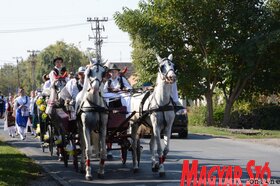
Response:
[2, 89, 35, 140]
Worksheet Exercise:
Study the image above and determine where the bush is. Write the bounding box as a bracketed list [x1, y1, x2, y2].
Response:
[213, 104, 225, 126]
[230, 105, 280, 130]
[188, 106, 207, 126]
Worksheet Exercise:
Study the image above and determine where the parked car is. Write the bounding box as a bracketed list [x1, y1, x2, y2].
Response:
[140, 105, 189, 139]
[172, 105, 188, 138]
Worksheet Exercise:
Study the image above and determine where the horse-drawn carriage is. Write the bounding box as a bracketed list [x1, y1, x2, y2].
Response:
[35, 53, 182, 180]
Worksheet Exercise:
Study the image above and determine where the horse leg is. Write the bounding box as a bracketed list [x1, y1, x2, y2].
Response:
[163, 118, 173, 159]
[153, 122, 165, 177]
[98, 117, 107, 179]
[150, 133, 158, 172]
[82, 120, 93, 180]
[78, 120, 86, 173]
[92, 131, 100, 158]
[131, 123, 140, 172]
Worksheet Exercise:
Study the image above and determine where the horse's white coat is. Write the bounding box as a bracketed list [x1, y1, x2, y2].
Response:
[130, 54, 176, 176]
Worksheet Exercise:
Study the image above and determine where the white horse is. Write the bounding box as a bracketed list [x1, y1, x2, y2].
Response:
[130, 54, 176, 177]
[76, 63, 108, 180]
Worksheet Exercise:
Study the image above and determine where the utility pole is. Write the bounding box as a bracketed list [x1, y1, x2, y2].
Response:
[27, 50, 40, 91]
[87, 17, 108, 62]
[12, 56, 23, 88]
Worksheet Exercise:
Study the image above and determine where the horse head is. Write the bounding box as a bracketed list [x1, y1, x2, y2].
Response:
[87, 63, 107, 94]
[156, 54, 176, 84]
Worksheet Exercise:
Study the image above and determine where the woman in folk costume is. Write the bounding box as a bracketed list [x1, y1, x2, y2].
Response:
[13, 88, 30, 140]
[4, 95, 16, 137]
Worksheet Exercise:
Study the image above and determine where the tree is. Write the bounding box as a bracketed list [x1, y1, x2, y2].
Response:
[115, 0, 280, 126]
[36, 41, 88, 88]
[0, 41, 89, 95]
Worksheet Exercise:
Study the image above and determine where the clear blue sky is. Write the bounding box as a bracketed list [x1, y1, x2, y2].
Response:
[0, 0, 139, 65]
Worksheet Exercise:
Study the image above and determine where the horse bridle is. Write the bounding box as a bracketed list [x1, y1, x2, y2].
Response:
[159, 58, 175, 83]
[88, 64, 107, 89]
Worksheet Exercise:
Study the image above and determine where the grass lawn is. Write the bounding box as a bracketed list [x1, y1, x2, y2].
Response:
[0, 140, 42, 186]
[189, 125, 280, 139]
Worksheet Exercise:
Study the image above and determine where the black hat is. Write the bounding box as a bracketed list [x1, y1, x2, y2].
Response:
[108, 64, 120, 71]
[53, 57, 63, 65]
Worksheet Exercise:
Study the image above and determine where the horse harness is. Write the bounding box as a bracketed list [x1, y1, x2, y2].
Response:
[137, 90, 175, 129]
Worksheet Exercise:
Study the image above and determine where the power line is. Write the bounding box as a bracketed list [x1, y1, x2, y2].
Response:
[0, 23, 88, 33]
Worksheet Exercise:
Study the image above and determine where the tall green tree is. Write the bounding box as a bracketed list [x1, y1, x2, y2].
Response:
[115, 0, 280, 126]
[0, 41, 89, 95]
[36, 41, 88, 88]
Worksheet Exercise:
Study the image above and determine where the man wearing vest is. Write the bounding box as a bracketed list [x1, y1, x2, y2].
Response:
[103, 64, 132, 113]
[48, 57, 68, 84]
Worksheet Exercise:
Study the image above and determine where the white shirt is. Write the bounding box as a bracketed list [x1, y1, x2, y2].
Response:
[43, 80, 51, 90]
[65, 78, 83, 99]
[29, 97, 36, 115]
[104, 76, 132, 93]
[48, 66, 61, 84]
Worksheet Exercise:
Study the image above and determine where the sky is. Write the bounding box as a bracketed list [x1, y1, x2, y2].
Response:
[0, 0, 140, 66]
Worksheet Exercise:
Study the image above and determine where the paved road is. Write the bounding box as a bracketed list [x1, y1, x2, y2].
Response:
[0, 118, 279, 186]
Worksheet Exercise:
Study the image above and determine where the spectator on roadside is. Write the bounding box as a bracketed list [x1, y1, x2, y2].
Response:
[29, 90, 37, 136]
[13, 88, 30, 140]
[0, 91, 5, 118]
[4, 95, 16, 137]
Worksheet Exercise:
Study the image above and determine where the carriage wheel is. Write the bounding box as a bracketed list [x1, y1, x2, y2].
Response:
[47, 125, 54, 156]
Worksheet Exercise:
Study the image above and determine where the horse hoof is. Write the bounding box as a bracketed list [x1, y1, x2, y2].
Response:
[133, 168, 139, 173]
[98, 173, 104, 179]
[107, 154, 113, 160]
[152, 163, 159, 172]
[80, 169, 86, 174]
[85, 175, 93, 181]
[159, 172, 165, 177]
[152, 167, 158, 172]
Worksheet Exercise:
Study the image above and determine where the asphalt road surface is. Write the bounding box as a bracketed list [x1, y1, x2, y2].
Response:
[0, 119, 279, 186]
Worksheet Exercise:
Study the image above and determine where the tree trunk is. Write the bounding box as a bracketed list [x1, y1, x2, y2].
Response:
[205, 92, 214, 126]
[222, 101, 233, 126]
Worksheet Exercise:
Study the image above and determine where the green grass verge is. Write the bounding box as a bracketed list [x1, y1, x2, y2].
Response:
[0, 140, 42, 186]
[189, 125, 280, 139]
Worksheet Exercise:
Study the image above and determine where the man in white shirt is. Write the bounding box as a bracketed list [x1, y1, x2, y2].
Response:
[103, 64, 132, 113]
[48, 57, 67, 84]
[65, 66, 86, 103]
